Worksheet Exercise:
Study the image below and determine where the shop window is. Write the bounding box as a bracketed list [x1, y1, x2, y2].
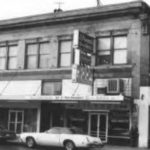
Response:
[23, 109, 37, 132]
[0, 44, 18, 70]
[108, 110, 130, 138]
[26, 42, 50, 69]
[0, 108, 8, 128]
[96, 35, 127, 65]
[42, 81, 62, 95]
[59, 40, 72, 67]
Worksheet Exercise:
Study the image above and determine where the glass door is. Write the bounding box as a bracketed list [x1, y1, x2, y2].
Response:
[88, 113, 108, 143]
[8, 110, 24, 133]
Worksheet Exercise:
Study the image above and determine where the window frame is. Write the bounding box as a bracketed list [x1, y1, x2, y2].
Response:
[58, 39, 73, 68]
[25, 40, 50, 69]
[0, 42, 18, 70]
[96, 34, 127, 66]
[42, 80, 62, 96]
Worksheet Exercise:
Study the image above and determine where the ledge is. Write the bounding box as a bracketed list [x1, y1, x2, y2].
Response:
[0, 1, 148, 30]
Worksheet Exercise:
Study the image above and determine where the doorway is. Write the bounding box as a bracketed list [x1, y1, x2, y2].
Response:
[8, 110, 24, 133]
[88, 113, 108, 143]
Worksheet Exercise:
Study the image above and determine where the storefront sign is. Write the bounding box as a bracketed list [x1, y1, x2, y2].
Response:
[73, 30, 94, 54]
[73, 30, 93, 66]
[0, 94, 124, 101]
[72, 64, 93, 85]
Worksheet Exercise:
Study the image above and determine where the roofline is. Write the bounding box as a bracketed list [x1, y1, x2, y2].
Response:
[0, 1, 149, 30]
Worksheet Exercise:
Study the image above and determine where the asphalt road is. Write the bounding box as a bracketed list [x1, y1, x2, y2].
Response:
[0, 143, 62, 150]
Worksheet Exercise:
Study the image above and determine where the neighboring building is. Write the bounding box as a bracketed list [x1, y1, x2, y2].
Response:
[0, 0, 150, 148]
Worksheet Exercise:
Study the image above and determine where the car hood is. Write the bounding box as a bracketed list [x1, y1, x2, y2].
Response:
[86, 135, 102, 144]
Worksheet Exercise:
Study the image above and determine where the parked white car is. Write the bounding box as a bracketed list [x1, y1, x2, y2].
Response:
[19, 127, 104, 150]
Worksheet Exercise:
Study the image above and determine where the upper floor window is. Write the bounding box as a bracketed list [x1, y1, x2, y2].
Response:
[97, 35, 127, 65]
[26, 42, 50, 69]
[42, 81, 62, 95]
[59, 40, 72, 67]
[0, 44, 18, 70]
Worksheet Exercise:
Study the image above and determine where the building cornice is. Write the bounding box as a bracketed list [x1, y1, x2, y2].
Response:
[0, 1, 149, 30]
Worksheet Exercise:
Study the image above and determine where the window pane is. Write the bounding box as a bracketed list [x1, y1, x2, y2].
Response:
[27, 56, 37, 69]
[42, 81, 62, 95]
[98, 50, 111, 55]
[10, 112, 16, 122]
[17, 112, 23, 122]
[39, 55, 49, 68]
[9, 123, 15, 132]
[27, 44, 38, 55]
[8, 57, 17, 69]
[9, 46, 18, 56]
[0, 58, 6, 70]
[114, 50, 127, 64]
[114, 36, 127, 49]
[40, 43, 49, 54]
[16, 123, 22, 133]
[97, 38, 111, 50]
[0, 47, 7, 57]
[24, 109, 37, 132]
[60, 41, 72, 53]
[97, 55, 111, 65]
[60, 53, 71, 67]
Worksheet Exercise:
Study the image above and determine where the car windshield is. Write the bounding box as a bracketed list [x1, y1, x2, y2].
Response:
[45, 127, 83, 134]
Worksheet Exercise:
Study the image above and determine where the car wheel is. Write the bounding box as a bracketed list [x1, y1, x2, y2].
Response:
[26, 137, 35, 148]
[64, 141, 75, 150]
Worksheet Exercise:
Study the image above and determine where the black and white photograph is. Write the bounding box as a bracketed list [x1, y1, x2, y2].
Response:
[0, 0, 149, 150]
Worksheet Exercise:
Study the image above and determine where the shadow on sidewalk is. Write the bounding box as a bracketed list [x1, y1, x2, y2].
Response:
[102, 145, 148, 150]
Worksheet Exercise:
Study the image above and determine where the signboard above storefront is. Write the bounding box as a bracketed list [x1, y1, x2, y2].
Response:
[0, 94, 124, 101]
[73, 30, 94, 66]
[73, 30, 94, 54]
[72, 64, 93, 85]
[72, 30, 94, 84]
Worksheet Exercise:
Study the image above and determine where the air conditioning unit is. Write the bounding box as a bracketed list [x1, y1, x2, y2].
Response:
[107, 79, 124, 94]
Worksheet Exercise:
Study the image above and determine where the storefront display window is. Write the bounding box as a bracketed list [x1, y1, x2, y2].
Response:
[0, 108, 8, 128]
[67, 109, 87, 134]
[109, 110, 130, 138]
[23, 109, 37, 132]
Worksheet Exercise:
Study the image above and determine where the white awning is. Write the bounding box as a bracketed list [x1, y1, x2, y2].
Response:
[0, 80, 41, 96]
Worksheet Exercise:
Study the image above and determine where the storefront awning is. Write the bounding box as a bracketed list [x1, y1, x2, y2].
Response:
[0, 80, 41, 96]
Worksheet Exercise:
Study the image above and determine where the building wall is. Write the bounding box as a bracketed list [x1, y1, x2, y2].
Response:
[62, 79, 92, 97]
[0, 3, 148, 147]
[94, 78, 132, 97]
[0, 16, 142, 99]
[136, 87, 150, 148]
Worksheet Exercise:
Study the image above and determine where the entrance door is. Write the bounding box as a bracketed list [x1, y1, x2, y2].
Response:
[88, 113, 108, 143]
[8, 110, 24, 133]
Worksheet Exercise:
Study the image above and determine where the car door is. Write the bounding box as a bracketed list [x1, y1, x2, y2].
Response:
[36, 128, 61, 147]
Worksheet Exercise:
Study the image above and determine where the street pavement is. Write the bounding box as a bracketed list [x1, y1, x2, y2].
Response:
[0, 143, 149, 150]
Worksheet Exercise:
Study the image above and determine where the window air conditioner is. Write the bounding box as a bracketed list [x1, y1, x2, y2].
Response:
[107, 79, 124, 94]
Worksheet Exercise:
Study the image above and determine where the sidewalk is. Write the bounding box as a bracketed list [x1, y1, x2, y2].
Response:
[103, 145, 148, 150]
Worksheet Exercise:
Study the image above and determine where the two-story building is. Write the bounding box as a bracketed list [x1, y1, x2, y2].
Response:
[0, 0, 150, 148]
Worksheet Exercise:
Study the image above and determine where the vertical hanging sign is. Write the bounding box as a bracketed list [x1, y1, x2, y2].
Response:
[72, 30, 94, 85]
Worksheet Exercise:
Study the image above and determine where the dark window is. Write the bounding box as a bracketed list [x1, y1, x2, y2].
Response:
[97, 87, 106, 94]
[96, 36, 127, 65]
[42, 81, 62, 95]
